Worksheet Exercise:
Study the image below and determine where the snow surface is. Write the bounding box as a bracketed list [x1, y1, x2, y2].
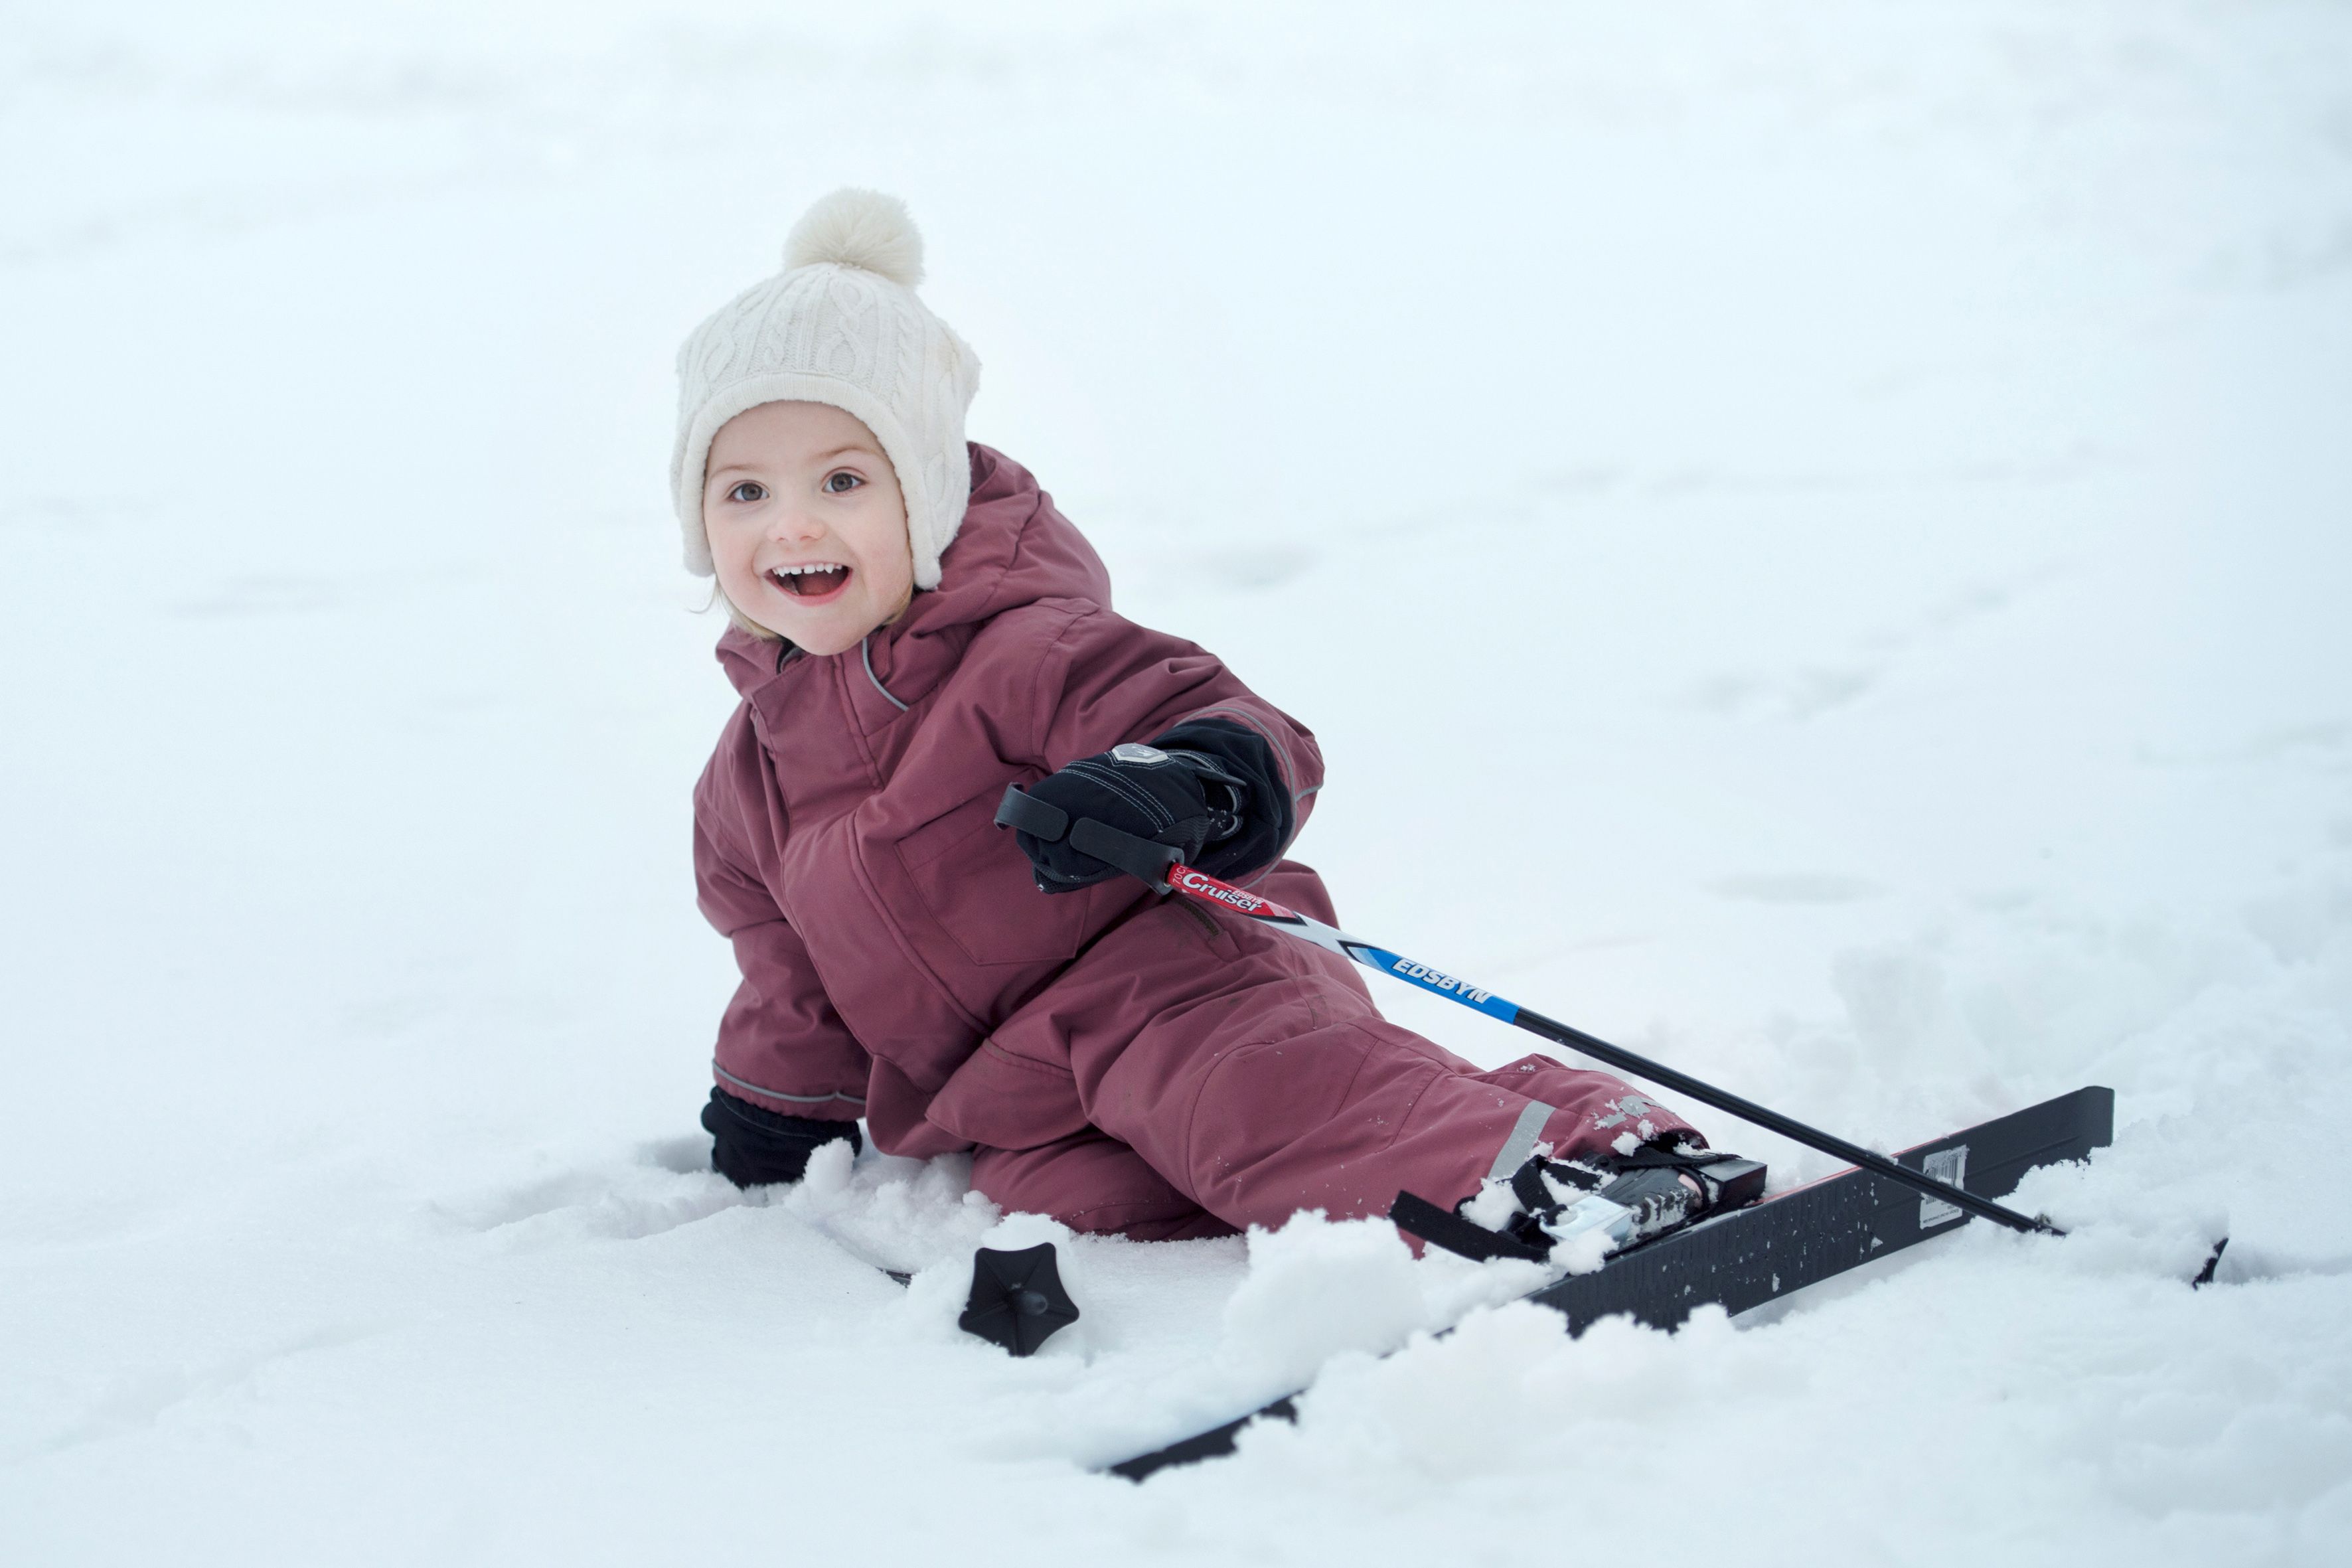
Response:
[5, 2, 2351, 1562]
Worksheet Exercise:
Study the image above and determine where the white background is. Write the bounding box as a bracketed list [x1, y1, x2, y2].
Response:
[5, 3, 2349, 1563]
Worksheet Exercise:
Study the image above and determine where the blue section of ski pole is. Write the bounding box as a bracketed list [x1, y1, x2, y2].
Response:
[1345, 944, 1523, 1022]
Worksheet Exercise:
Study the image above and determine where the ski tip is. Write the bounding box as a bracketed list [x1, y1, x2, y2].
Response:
[2191, 1235, 2229, 1289]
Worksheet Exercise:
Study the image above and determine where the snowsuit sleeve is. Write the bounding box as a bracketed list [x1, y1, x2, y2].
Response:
[1029, 605, 1324, 857]
[693, 714, 871, 1123]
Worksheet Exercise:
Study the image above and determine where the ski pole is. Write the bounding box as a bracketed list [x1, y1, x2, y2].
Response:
[994, 788, 2062, 1237]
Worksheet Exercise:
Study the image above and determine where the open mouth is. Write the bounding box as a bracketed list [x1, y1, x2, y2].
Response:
[769, 563, 852, 601]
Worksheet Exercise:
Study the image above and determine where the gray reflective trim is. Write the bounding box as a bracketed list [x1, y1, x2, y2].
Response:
[861, 638, 908, 712]
[1486, 1099, 1558, 1183]
[714, 1059, 867, 1107]
[1294, 783, 1321, 802]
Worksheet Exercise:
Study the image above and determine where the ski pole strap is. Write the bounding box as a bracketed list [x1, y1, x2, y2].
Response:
[992, 786, 1180, 890]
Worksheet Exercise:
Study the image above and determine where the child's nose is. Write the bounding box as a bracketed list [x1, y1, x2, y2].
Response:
[769, 507, 826, 544]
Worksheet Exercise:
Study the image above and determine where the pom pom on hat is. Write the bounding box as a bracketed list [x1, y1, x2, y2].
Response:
[783, 188, 926, 287]
[669, 188, 980, 595]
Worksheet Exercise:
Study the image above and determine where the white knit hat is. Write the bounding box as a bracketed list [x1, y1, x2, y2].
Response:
[670, 189, 982, 589]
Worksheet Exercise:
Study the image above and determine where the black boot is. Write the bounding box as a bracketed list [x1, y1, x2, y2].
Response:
[1497, 1144, 1769, 1255]
[1393, 1144, 1768, 1265]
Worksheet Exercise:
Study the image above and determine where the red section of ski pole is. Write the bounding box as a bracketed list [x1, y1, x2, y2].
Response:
[1162, 865, 1300, 919]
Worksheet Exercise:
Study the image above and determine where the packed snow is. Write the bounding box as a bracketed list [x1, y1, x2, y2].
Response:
[5, 2, 2349, 1563]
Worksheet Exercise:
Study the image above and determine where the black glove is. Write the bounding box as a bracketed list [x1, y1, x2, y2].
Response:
[701, 1087, 863, 1188]
[1012, 718, 1294, 894]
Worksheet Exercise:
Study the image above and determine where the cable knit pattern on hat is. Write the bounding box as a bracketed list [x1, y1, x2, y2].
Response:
[670, 189, 981, 589]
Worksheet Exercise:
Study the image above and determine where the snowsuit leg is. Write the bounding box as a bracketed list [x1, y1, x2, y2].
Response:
[1101, 1014, 1685, 1235]
[970, 1129, 1237, 1241]
[995, 869, 1700, 1238]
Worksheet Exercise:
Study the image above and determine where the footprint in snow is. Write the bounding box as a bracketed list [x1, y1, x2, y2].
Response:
[428, 1150, 746, 1244]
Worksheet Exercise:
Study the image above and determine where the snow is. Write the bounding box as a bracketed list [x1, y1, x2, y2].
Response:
[4, 1, 2350, 1562]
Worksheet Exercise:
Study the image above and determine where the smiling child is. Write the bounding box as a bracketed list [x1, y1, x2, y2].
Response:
[672, 189, 1726, 1241]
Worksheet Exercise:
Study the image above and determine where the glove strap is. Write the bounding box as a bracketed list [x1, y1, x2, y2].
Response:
[994, 785, 1181, 892]
[993, 784, 1070, 842]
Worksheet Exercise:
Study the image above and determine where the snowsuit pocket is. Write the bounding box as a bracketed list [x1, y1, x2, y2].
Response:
[894, 791, 1090, 967]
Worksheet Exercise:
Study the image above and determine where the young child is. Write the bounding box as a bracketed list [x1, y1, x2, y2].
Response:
[678, 189, 1721, 1242]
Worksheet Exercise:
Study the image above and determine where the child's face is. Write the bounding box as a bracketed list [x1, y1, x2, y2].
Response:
[704, 400, 914, 656]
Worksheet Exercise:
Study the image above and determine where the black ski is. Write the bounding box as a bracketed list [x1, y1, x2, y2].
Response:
[1105, 1084, 2114, 1481]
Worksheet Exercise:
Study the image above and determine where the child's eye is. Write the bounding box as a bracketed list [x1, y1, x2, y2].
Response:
[824, 471, 863, 495]
[728, 481, 766, 503]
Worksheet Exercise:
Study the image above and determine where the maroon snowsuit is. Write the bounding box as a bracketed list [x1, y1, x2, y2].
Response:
[694, 445, 1697, 1239]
